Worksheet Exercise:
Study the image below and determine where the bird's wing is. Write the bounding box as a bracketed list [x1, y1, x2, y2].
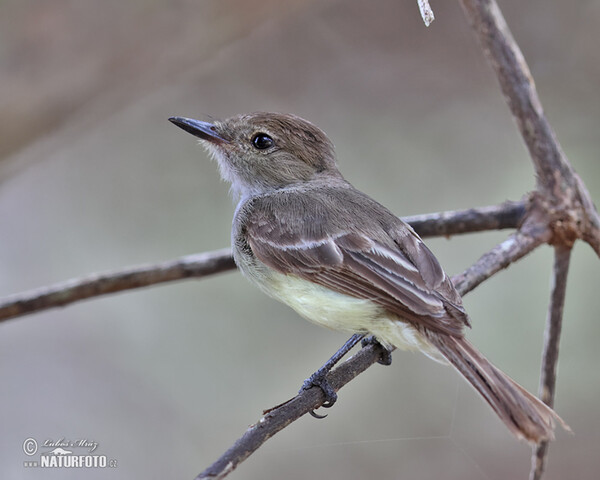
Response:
[244, 192, 469, 336]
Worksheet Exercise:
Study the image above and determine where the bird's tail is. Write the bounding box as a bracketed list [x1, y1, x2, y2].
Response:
[426, 333, 569, 444]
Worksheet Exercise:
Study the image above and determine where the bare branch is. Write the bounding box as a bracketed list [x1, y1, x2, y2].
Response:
[454, 4, 598, 473]
[529, 246, 571, 480]
[458, 0, 572, 194]
[451, 225, 550, 296]
[574, 173, 600, 258]
[0, 248, 235, 323]
[0, 201, 524, 323]
[404, 199, 525, 238]
[197, 341, 388, 479]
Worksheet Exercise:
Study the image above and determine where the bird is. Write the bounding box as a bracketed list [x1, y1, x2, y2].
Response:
[169, 111, 565, 444]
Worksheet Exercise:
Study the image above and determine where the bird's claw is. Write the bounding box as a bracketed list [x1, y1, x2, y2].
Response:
[301, 371, 338, 418]
[361, 336, 393, 366]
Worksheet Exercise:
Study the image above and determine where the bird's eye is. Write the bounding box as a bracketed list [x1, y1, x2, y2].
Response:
[251, 133, 274, 150]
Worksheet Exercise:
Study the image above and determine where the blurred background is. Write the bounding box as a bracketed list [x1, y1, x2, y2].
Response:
[1, 0, 599, 478]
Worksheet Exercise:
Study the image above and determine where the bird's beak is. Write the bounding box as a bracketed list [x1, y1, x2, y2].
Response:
[168, 116, 228, 144]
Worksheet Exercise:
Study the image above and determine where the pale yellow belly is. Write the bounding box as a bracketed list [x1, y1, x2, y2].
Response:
[260, 270, 446, 363]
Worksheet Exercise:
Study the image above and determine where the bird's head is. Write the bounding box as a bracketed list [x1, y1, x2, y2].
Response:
[169, 112, 340, 198]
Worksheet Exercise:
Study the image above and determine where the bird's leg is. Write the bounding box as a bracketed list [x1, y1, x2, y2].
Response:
[361, 336, 393, 365]
[301, 333, 365, 417]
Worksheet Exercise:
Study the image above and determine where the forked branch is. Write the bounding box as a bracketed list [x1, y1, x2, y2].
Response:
[459, 0, 600, 256]
[458, 0, 598, 477]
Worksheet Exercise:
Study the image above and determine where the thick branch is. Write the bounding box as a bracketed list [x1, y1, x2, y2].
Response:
[529, 246, 571, 480]
[0, 201, 524, 323]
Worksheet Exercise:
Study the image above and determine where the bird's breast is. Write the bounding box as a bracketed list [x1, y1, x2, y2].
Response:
[232, 242, 444, 362]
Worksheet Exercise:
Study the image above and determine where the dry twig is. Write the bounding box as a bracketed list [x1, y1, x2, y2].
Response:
[417, 0, 435, 27]
[530, 246, 571, 480]
[0, 249, 234, 323]
[451, 222, 549, 296]
[197, 341, 387, 480]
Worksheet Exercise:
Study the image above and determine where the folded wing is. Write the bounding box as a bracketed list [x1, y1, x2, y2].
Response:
[245, 194, 469, 336]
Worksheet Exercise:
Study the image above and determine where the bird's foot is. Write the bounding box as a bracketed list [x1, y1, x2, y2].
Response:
[300, 368, 338, 418]
[300, 333, 366, 418]
[361, 336, 393, 366]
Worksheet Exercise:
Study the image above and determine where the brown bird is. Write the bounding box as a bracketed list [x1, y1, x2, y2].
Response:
[169, 112, 566, 443]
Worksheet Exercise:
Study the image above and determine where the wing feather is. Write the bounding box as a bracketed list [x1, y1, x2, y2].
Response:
[242, 189, 469, 336]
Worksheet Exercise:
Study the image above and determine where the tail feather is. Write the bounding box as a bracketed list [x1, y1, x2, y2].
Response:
[426, 333, 568, 444]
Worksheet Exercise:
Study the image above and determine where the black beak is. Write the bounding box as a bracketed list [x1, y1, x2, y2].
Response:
[168, 116, 228, 143]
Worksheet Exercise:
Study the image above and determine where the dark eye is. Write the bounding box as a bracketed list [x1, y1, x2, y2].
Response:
[252, 133, 274, 150]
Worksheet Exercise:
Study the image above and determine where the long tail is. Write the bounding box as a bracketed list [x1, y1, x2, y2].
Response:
[426, 333, 568, 444]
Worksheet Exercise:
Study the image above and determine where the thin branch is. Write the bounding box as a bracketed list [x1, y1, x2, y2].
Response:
[417, 0, 435, 27]
[529, 246, 571, 480]
[197, 342, 387, 479]
[573, 173, 600, 258]
[0, 201, 524, 323]
[0, 248, 235, 323]
[451, 225, 550, 296]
